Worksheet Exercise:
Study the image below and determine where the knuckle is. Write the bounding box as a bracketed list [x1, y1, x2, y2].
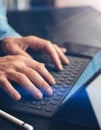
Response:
[27, 69, 35, 77]
[53, 44, 58, 48]
[2, 38, 12, 44]
[10, 62, 21, 71]
[36, 65, 42, 71]
[45, 40, 52, 48]
[11, 61, 18, 67]
[47, 40, 52, 44]
[11, 60, 25, 71]
[17, 62, 25, 70]
[35, 63, 45, 70]
[40, 63, 45, 67]
[4, 55, 14, 61]
[16, 73, 26, 81]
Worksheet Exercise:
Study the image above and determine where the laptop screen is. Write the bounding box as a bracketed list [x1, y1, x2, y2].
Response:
[62, 49, 101, 105]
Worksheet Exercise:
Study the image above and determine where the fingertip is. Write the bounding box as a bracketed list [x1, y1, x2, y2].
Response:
[65, 58, 70, 64]
[35, 92, 43, 100]
[46, 87, 53, 96]
[58, 65, 63, 71]
[62, 48, 67, 53]
[14, 93, 21, 100]
[50, 76, 56, 85]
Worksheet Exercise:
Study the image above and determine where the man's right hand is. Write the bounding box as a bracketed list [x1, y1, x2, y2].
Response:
[0, 55, 55, 100]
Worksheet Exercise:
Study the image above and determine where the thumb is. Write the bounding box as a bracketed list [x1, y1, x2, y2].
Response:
[19, 50, 33, 59]
[12, 47, 33, 59]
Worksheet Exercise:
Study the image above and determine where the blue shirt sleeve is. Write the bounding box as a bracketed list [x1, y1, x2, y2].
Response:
[0, 0, 21, 41]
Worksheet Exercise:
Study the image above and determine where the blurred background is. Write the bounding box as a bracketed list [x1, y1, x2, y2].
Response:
[3, 0, 55, 10]
[3, 0, 101, 12]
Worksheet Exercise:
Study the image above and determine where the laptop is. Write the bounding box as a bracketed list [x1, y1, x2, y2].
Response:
[0, 42, 100, 121]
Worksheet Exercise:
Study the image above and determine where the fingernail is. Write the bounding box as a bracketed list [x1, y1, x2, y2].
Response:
[46, 87, 53, 95]
[50, 77, 56, 85]
[36, 92, 43, 99]
[63, 48, 67, 53]
[15, 94, 21, 100]
[59, 65, 63, 71]
[65, 58, 70, 64]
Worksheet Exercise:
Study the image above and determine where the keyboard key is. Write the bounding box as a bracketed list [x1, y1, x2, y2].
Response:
[57, 92, 64, 96]
[36, 105, 43, 110]
[40, 101, 48, 105]
[53, 84, 61, 88]
[31, 101, 38, 105]
[68, 77, 75, 82]
[60, 88, 67, 92]
[54, 96, 61, 100]
[70, 74, 77, 78]
[44, 97, 53, 101]
[45, 106, 55, 112]
[45, 108, 52, 112]
[27, 104, 36, 109]
[50, 100, 58, 105]
[57, 81, 62, 85]
[65, 80, 72, 85]
[20, 103, 25, 106]
[53, 88, 58, 94]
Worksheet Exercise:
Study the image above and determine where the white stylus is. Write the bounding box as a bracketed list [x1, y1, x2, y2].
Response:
[0, 110, 34, 130]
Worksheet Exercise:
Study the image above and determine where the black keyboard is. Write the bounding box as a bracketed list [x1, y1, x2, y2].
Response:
[0, 55, 90, 117]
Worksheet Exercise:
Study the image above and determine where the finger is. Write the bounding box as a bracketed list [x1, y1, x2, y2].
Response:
[4, 42, 32, 59]
[44, 42, 63, 70]
[14, 47, 33, 59]
[0, 78, 21, 100]
[8, 72, 43, 100]
[60, 47, 67, 53]
[35, 64, 56, 85]
[53, 44, 70, 64]
[17, 66, 53, 96]
[19, 50, 33, 59]
[23, 36, 63, 70]
[21, 57, 55, 85]
[25, 60, 55, 85]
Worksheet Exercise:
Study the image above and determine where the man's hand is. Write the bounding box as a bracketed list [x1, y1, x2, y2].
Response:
[0, 36, 69, 70]
[0, 55, 56, 100]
